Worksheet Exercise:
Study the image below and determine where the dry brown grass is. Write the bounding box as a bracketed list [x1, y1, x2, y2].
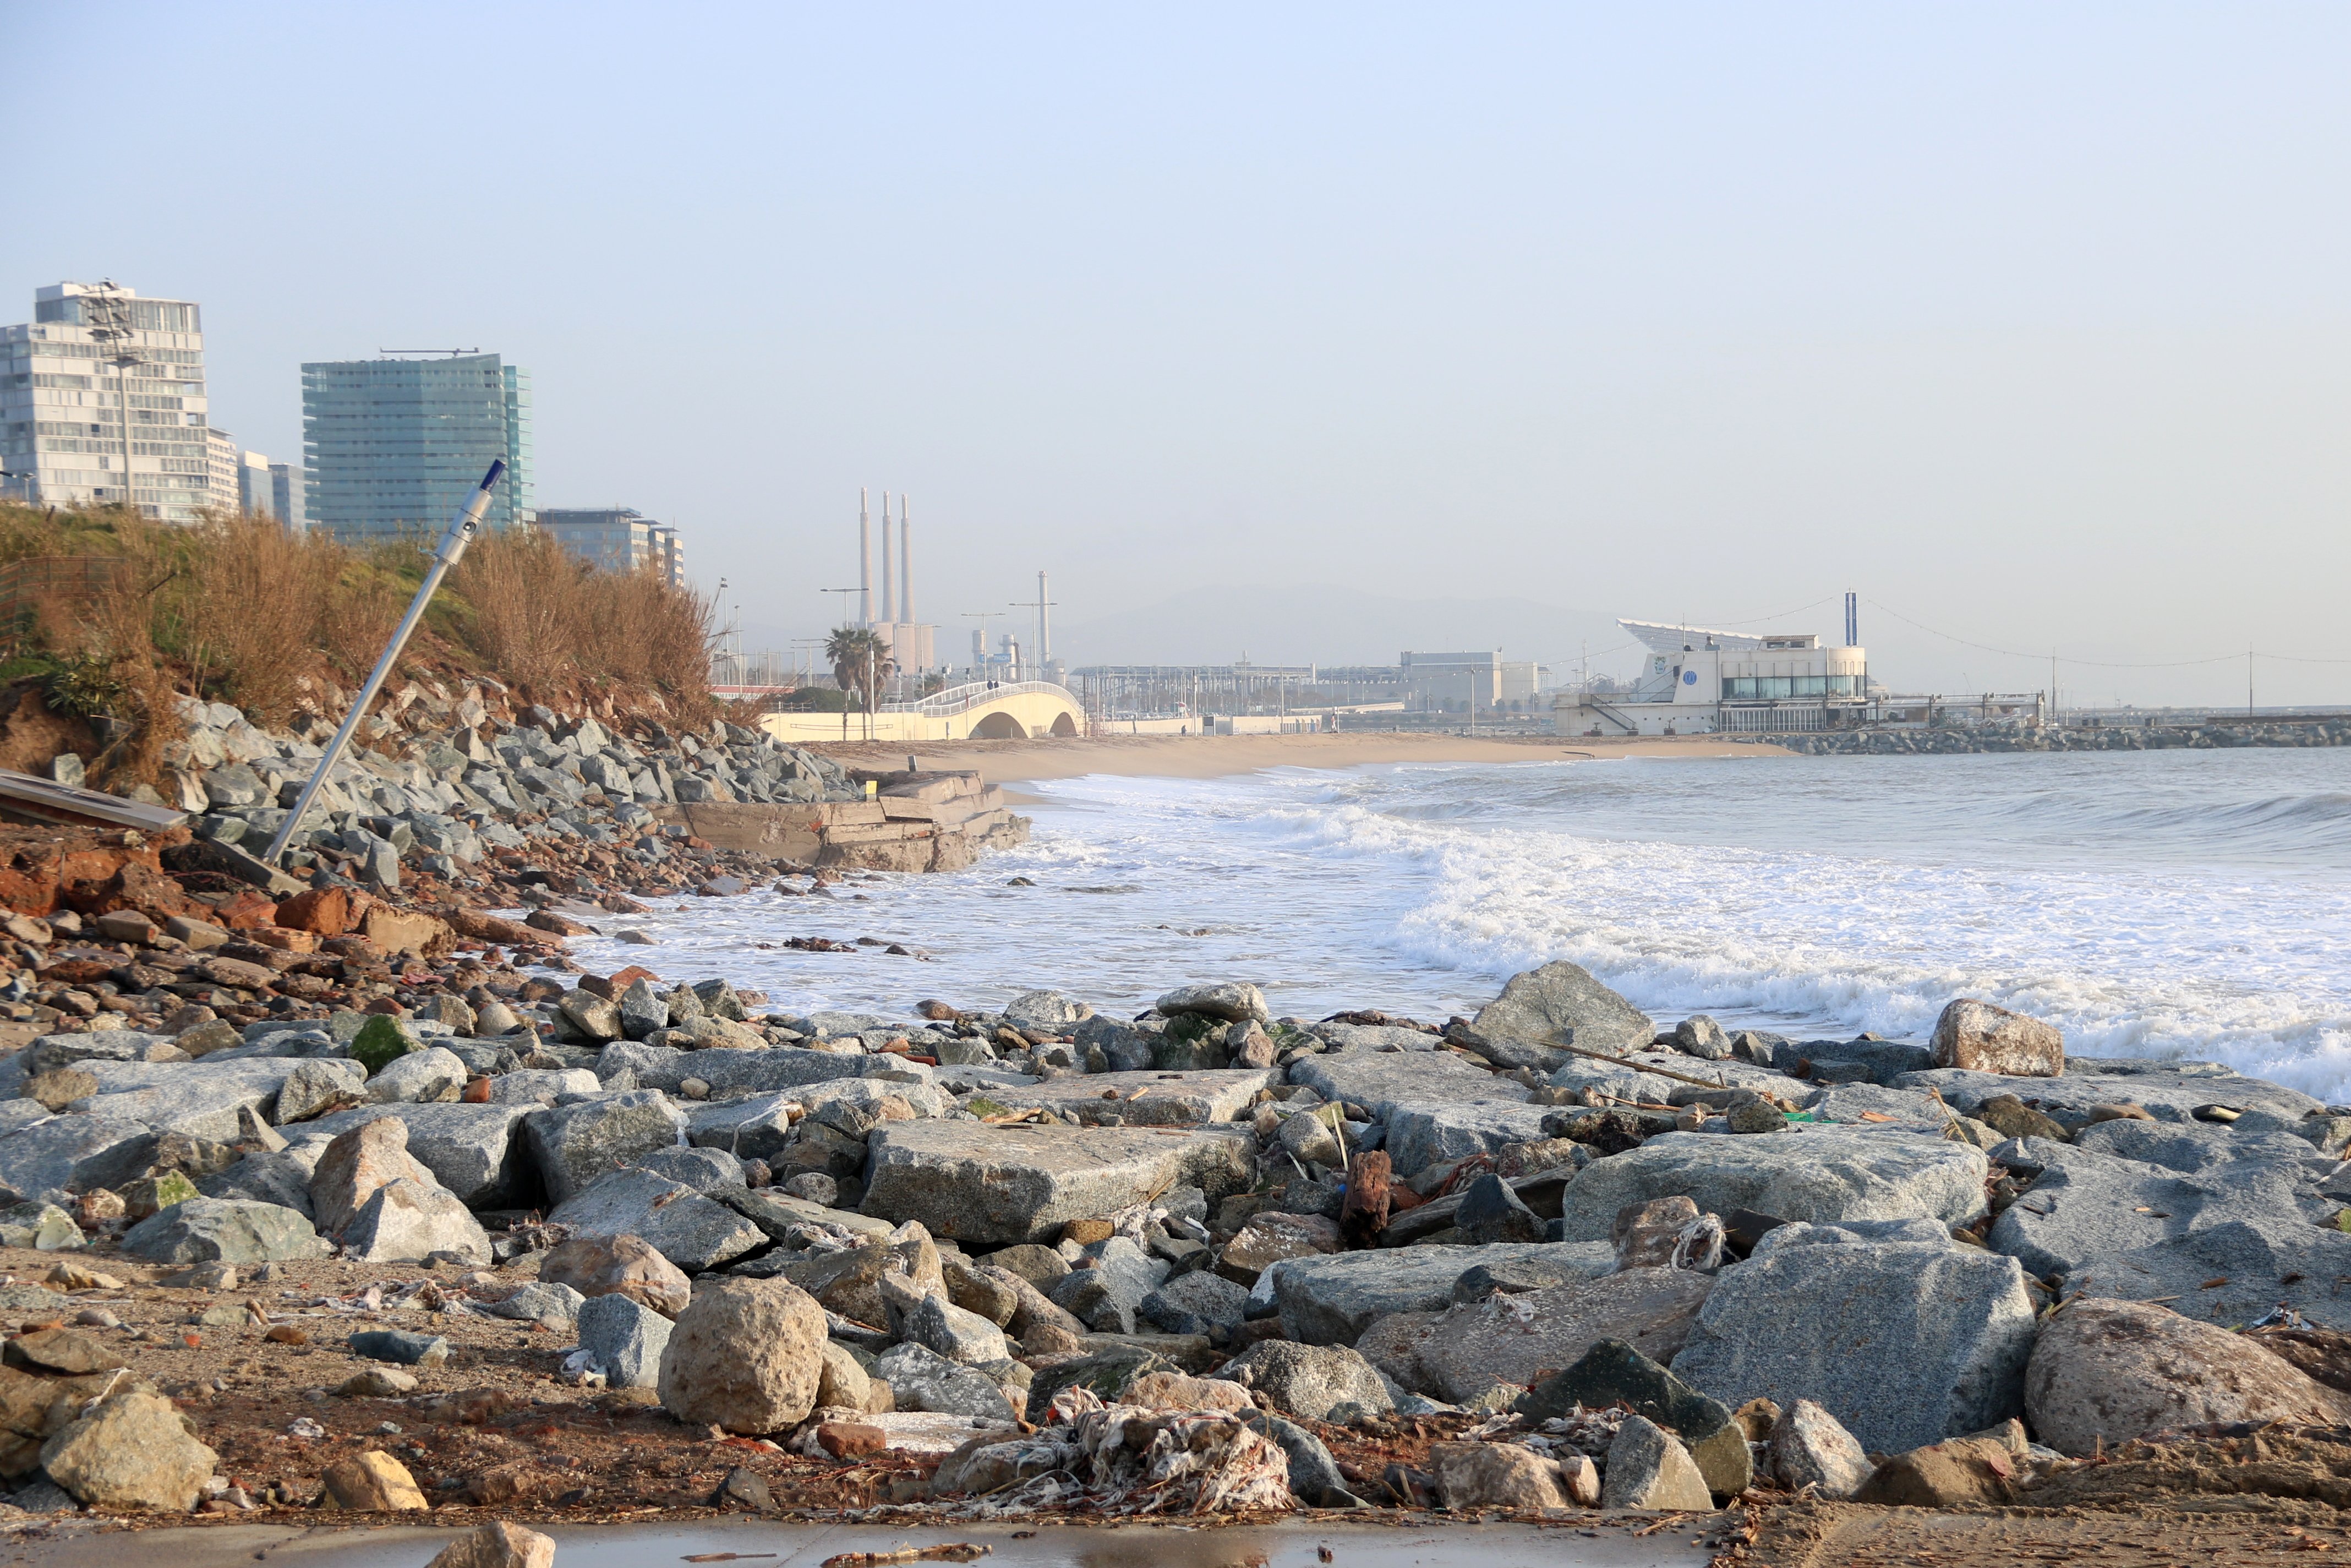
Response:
[450, 526, 715, 706]
[0, 499, 716, 767]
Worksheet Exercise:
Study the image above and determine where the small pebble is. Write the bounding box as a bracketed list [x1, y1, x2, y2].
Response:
[73, 1309, 118, 1329]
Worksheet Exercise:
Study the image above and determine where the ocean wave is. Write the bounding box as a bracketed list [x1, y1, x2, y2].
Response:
[568, 751, 2351, 1101]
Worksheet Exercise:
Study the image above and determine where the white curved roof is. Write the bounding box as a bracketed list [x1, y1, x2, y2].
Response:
[1620, 619, 1769, 655]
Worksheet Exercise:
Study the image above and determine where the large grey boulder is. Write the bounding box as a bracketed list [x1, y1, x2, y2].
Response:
[1468, 960, 1653, 1069]
[299, 1103, 537, 1208]
[1155, 983, 1269, 1024]
[20, 1030, 175, 1075]
[1268, 1241, 1616, 1346]
[1140, 1269, 1251, 1338]
[860, 1121, 1251, 1245]
[75, 1058, 304, 1143]
[1554, 1128, 1989, 1242]
[0, 1116, 156, 1204]
[275, 1058, 369, 1122]
[873, 1341, 1018, 1422]
[547, 1167, 765, 1273]
[684, 1093, 803, 1163]
[1774, 1037, 1936, 1086]
[1767, 1399, 1872, 1499]
[1071, 1014, 1155, 1073]
[1898, 1062, 2322, 1132]
[524, 1090, 690, 1205]
[594, 1041, 918, 1097]
[579, 1292, 673, 1388]
[904, 1292, 1010, 1365]
[1669, 1222, 2037, 1456]
[2024, 1296, 2351, 1456]
[1545, 1057, 1687, 1106]
[480, 1068, 602, 1105]
[1212, 1340, 1392, 1422]
[974, 1069, 1276, 1127]
[1002, 990, 1094, 1032]
[481, 1281, 585, 1327]
[121, 1198, 327, 1265]
[1047, 1237, 1168, 1334]
[197, 1150, 318, 1218]
[1402, 1267, 1716, 1404]
[1289, 1047, 1529, 1122]
[1384, 1102, 1559, 1178]
[366, 1047, 467, 1105]
[1985, 1137, 2351, 1326]
[1599, 1414, 1713, 1510]
[40, 1386, 219, 1511]
[632, 1144, 745, 1192]
[1929, 998, 2063, 1077]
[2071, 1117, 2320, 1173]
[658, 1277, 827, 1435]
[340, 1177, 492, 1265]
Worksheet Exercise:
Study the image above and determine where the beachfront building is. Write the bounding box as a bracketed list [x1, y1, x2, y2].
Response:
[302, 353, 532, 539]
[535, 507, 688, 588]
[0, 281, 213, 522]
[1555, 620, 1870, 736]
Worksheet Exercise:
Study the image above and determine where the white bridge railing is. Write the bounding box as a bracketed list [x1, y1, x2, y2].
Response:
[882, 680, 1077, 718]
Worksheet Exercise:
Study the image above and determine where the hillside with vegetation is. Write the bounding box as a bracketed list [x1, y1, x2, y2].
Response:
[0, 502, 716, 791]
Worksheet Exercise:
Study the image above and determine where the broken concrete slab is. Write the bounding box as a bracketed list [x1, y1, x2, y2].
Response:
[1553, 1127, 1989, 1242]
[859, 1121, 1253, 1245]
[1267, 1241, 1617, 1346]
[966, 1068, 1277, 1127]
[547, 1167, 767, 1274]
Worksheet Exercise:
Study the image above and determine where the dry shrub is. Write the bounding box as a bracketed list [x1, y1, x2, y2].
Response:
[23, 520, 182, 786]
[179, 514, 338, 723]
[319, 538, 415, 686]
[451, 528, 713, 705]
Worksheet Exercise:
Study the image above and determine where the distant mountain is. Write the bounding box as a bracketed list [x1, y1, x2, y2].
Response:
[1051, 583, 1631, 671]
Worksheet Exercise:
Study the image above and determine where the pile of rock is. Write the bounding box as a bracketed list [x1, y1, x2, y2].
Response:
[1, 951, 2348, 1521]
[1774, 718, 2351, 757]
[145, 690, 867, 895]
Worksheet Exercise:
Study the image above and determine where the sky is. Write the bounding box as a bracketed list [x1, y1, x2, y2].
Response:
[6, 3, 2349, 705]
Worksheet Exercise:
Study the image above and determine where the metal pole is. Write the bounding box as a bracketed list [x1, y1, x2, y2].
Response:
[263, 461, 505, 865]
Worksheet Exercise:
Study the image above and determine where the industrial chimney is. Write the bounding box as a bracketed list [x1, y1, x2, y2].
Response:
[880, 491, 895, 625]
[858, 489, 872, 627]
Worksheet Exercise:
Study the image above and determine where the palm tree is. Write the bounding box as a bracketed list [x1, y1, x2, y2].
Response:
[823, 626, 896, 739]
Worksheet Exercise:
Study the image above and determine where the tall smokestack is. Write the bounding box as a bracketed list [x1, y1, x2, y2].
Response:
[879, 491, 895, 624]
[899, 495, 912, 626]
[858, 489, 872, 626]
[1038, 569, 1051, 669]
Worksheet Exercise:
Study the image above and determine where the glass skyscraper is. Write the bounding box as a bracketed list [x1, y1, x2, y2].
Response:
[300, 353, 532, 538]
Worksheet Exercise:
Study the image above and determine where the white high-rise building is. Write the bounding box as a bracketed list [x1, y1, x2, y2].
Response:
[0, 281, 212, 521]
[206, 427, 240, 514]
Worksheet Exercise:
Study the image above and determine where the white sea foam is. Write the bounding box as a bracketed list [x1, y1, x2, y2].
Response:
[570, 747, 2351, 1101]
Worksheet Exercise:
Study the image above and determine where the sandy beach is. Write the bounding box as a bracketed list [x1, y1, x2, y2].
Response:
[814, 729, 1782, 787]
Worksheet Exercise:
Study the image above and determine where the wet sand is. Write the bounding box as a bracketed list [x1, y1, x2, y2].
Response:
[13, 1516, 1718, 1567]
[819, 731, 1780, 788]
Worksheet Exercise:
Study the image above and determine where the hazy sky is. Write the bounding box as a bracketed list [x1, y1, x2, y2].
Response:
[8, 4, 2348, 704]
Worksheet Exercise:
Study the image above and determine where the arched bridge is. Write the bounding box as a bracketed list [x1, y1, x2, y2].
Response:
[759, 680, 1086, 744]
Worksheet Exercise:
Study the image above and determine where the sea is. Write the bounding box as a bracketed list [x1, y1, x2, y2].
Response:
[569, 747, 2351, 1102]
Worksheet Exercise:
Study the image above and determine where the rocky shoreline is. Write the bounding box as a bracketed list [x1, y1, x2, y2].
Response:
[1765, 717, 2351, 755]
[0, 921, 2337, 1558]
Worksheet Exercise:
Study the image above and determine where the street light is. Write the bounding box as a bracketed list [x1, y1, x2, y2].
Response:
[76, 282, 145, 515]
